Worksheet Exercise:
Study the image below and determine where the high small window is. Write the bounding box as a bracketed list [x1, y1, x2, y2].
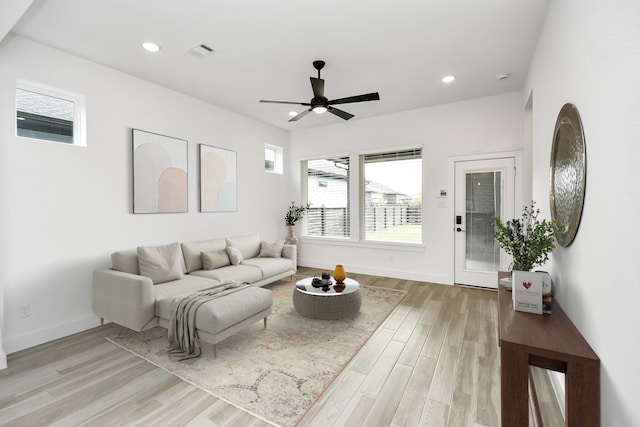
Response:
[265, 144, 283, 174]
[360, 148, 422, 243]
[16, 81, 86, 146]
[303, 156, 350, 238]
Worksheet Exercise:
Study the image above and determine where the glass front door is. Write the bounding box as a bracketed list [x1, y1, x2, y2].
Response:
[454, 157, 515, 288]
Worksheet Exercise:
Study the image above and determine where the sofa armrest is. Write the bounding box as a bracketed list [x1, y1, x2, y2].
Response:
[281, 244, 297, 268]
[92, 269, 156, 332]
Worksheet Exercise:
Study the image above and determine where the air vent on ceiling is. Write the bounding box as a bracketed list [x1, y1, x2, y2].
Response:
[187, 43, 215, 58]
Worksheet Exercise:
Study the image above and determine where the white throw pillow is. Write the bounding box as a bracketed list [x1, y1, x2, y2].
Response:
[201, 249, 231, 270]
[137, 243, 184, 284]
[258, 240, 284, 258]
[226, 246, 244, 266]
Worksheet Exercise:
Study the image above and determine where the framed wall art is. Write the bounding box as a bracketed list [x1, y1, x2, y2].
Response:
[132, 129, 188, 214]
[199, 144, 237, 212]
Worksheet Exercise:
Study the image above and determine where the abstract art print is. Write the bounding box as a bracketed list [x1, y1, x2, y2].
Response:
[200, 144, 237, 212]
[132, 129, 188, 214]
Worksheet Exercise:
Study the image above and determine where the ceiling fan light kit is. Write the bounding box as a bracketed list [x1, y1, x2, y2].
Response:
[260, 60, 380, 122]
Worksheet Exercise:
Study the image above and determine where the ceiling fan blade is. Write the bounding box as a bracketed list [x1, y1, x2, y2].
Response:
[260, 100, 311, 106]
[310, 77, 324, 98]
[328, 92, 380, 105]
[288, 108, 312, 122]
[328, 106, 354, 120]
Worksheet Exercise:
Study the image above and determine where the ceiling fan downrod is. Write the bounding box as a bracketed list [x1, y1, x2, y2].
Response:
[312, 60, 325, 79]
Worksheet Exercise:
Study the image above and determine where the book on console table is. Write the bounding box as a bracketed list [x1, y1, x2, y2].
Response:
[510, 271, 553, 315]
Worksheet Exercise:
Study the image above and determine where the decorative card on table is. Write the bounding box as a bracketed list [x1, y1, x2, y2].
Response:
[512, 271, 547, 314]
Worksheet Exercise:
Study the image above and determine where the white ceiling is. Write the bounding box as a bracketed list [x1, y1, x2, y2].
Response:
[6, 0, 549, 130]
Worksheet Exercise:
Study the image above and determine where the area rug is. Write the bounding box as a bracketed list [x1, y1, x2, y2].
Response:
[106, 280, 406, 426]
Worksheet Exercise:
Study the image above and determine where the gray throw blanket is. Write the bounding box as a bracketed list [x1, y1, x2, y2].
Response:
[168, 281, 250, 360]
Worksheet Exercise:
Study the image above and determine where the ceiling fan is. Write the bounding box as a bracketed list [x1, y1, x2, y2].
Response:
[260, 60, 380, 122]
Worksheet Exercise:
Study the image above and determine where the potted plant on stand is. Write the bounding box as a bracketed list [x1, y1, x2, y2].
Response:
[284, 202, 310, 245]
[492, 202, 561, 313]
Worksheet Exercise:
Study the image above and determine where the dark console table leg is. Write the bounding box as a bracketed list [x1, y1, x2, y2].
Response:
[566, 361, 600, 427]
[501, 346, 530, 426]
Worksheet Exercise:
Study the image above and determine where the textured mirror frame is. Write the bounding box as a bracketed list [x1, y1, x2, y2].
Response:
[550, 103, 586, 246]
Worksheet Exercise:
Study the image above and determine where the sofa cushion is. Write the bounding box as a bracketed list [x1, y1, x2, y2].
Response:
[190, 265, 263, 283]
[258, 240, 284, 258]
[226, 246, 243, 266]
[193, 286, 272, 335]
[137, 243, 184, 285]
[181, 238, 227, 273]
[112, 247, 187, 276]
[157, 285, 273, 334]
[226, 234, 261, 259]
[201, 249, 231, 270]
[155, 275, 222, 319]
[242, 257, 295, 278]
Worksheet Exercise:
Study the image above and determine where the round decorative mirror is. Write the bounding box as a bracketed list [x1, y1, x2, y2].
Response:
[550, 103, 586, 246]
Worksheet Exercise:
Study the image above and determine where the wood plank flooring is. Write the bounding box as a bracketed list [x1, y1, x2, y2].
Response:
[296, 271, 501, 427]
[0, 268, 561, 426]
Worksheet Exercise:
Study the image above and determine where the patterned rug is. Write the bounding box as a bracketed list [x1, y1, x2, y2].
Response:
[106, 280, 406, 427]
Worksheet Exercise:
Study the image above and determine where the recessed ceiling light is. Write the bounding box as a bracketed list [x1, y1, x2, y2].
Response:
[441, 75, 456, 84]
[142, 42, 161, 53]
[289, 111, 298, 117]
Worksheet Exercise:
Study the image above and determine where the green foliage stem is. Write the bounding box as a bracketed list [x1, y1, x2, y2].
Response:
[492, 202, 560, 271]
[285, 202, 310, 226]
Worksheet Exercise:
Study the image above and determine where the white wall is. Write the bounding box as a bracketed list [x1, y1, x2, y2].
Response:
[526, 0, 640, 424]
[0, 35, 289, 354]
[289, 92, 526, 284]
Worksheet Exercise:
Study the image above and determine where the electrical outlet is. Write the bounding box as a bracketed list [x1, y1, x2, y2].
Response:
[19, 305, 31, 318]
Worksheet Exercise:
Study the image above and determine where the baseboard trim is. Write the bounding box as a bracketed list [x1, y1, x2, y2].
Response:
[4, 315, 100, 355]
[0, 351, 6, 370]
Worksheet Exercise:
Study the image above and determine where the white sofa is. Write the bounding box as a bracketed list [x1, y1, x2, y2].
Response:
[93, 234, 296, 349]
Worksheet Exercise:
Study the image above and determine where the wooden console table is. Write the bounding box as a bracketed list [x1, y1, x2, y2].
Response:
[498, 273, 600, 426]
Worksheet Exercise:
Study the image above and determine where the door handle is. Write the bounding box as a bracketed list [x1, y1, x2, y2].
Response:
[456, 227, 465, 232]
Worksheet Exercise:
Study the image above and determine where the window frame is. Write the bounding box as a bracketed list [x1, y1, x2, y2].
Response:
[359, 146, 423, 245]
[15, 80, 86, 147]
[264, 143, 283, 174]
[301, 153, 351, 240]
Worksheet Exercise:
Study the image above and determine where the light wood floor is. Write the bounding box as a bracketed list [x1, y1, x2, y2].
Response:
[0, 268, 562, 426]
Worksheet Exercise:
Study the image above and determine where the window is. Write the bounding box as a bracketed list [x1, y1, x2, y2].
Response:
[15, 81, 86, 146]
[303, 156, 350, 238]
[265, 144, 283, 174]
[360, 148, 422, 243]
